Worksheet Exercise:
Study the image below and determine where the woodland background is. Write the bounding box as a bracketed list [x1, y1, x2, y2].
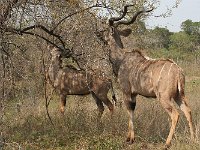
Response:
[0, 0, 200, 149]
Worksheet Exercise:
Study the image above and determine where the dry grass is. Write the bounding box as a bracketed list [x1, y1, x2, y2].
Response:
[1, 61, 200, 150]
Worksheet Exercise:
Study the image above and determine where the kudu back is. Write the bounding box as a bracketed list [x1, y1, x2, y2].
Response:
[47, 46, 116, 118]
[99, 4, 194, 148]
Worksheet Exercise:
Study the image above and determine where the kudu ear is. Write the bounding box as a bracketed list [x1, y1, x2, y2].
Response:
[118, 28, 132, 37]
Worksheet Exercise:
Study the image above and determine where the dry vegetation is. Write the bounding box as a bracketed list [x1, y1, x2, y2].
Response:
[1, 55, 200, 150]
[1, 1, 200, 150]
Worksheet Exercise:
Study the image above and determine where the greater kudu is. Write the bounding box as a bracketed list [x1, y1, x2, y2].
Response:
[47, 46, 116, 118]
[100, 5, 194, 147]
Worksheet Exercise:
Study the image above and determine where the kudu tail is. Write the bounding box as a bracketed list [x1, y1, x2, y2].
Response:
[109, 80, 117, 106]
[177, 72, 186, 100]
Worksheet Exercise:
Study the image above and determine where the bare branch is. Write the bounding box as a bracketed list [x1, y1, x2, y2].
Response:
[52, 4, 98, 31]
[41, 47, 55, 127]
[20, 25, 66, 48]
[52, 3, 114, 32]
[4, 25, 72, 56]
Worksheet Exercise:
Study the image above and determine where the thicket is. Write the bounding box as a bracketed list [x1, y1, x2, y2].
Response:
[0, 0, 200, 149]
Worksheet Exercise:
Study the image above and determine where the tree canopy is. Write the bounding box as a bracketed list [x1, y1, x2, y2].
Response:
[0, 0, 199, 105]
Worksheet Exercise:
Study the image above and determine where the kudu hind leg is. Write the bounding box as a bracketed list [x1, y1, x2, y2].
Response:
[175, 96, 194, 140]
[95, 92, 114, 115]
[124, 93, 136, 144]
[160, 98, 179, 147]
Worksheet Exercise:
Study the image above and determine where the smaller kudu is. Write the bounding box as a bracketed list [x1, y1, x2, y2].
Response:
[98, 4, 194, 148]
[47, 46, 116, 118]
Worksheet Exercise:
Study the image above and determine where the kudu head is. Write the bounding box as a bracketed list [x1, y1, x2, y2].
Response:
[49, 46, 62, 58]
[104, 5, 153, 49]
[48, 45, 70, 59]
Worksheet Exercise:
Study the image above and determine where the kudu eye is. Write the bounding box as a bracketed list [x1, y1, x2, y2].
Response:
[111, 27, 115, 34]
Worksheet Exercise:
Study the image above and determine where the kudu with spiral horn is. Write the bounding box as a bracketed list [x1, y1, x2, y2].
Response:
[98, 5, 194, 147]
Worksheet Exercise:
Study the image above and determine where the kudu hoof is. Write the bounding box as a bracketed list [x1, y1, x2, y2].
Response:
[60, 109, 65, 115]
[126, 137, 134, 145]
[163, 143, 171, 150]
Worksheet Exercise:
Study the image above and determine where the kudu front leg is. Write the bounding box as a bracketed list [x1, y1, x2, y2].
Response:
[60, 94, 67, 114]
[124, 93, 137, 144]
[92, 93, 104, 119]
[100, 96, 114, 117]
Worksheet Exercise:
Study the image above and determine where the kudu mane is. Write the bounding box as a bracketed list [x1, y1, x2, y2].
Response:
[130, 49, 177, 64]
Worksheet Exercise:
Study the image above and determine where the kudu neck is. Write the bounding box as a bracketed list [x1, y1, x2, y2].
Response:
[48, 55, 62, 83]
[108, 38, 125, 77]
